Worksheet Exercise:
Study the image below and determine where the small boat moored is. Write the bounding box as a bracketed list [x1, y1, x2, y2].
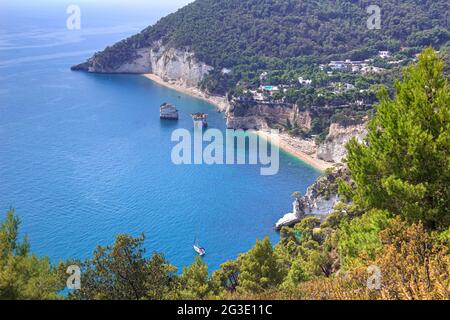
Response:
[193, 235, 206, 256]
[193, 244, 206, 256]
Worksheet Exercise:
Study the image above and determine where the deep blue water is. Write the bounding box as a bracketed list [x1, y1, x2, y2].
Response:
[0, 2, 320, 271]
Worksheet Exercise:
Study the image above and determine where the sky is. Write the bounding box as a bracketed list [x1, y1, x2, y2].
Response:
[0, 0, 195, 30]
[0, 0, 194, 12]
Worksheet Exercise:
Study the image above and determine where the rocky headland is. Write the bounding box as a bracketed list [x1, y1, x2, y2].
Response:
[275, 165, 351, 229]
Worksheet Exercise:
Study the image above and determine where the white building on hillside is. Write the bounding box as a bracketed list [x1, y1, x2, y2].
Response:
[298, 77, 312, 86]
[259, 72, 268, 81]
[378, 51, 390, 58]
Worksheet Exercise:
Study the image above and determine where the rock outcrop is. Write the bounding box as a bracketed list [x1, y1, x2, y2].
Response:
[149, 45, 213, 87]
[275, 198, 303, 230]
[317, 123, 367, 163]
[226, 101, 312, 130]
[72, 42, 213, 89]
[275, 165, 350, 230]
[228, 100, 368, 166]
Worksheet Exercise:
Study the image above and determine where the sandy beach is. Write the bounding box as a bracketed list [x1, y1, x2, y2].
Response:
[142, 73, 333, 172]
[143, 74, 229, 112]
[256, 131, 333, 172]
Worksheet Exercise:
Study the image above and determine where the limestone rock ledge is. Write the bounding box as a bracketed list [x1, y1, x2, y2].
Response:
[275, 166, 350, 230]
[149, 45, 213, 88]
[226, 102, 312, 131]
[317, 123, 367, 163]
[72, 42, 213, 89]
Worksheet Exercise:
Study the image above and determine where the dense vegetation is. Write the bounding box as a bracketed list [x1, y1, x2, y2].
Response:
[0, 209, 61, 299]
[2, 49, 449, 300]
[90, 0, 449, 94]
[345, 49, 450, 229]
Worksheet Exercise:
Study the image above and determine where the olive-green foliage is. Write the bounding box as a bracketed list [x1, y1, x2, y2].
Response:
[0, 209, 62, 300]
[68, 234, 178, 300]
[237, 237, 284, 294]
[4, 49, 450, 299]
[211, 260, 239, 294]
[281, 259, 308, 290]
[178, 257, 213, 299]
[294, 218, 450, 300]
[275, 215, 336, 290]
[338, 209, 391, 270]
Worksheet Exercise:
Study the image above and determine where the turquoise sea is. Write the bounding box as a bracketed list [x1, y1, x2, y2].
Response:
[0, 1, 320, 270]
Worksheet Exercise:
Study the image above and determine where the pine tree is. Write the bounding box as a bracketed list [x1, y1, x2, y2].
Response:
[281, 258, 308, 289]
[68, 234, 178, 300]
[179, 256, 212, 299]
[0, 209, 61, 299]
[345, 48, 450, 229]
[237, 237, 284, 294]
[211, 260, 240, 294]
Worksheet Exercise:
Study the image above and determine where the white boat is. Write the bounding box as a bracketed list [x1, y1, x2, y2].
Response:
[193, 235, 206, 256]
[193, 244, 206, 256]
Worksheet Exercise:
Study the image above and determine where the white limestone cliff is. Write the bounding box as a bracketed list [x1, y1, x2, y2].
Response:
[82, 43, 213, 89]
[317, 123, 367, 163]
[226, 103, 312, 130]
[275, 166, 349, 230]
[148, 45, 213, 88]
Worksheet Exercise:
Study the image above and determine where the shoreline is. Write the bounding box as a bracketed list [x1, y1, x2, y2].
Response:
[142, 73, 333, 172]
[256, 131, 333, 172]
[143, 74, 229, 112]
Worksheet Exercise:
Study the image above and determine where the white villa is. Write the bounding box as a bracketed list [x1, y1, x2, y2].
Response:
[328, 59, 368, 72]
[361, 65, 384, 74]
[259, 71, 268, 81]
[378, 51, 390, 58]
[298, 77, 312, 86]
[331, 82, 356, 94]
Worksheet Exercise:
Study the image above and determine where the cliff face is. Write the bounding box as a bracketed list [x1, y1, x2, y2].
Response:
[149, 45, 213, 87]
[226, 102, 312, 130]
[227, 100, 368, 166]
[317, 123, 367, 163]
[275, 165, 350, 229]
[72, 42, 213, 88]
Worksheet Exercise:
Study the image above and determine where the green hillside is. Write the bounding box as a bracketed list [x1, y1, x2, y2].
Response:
[86, 0, 449, 76]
